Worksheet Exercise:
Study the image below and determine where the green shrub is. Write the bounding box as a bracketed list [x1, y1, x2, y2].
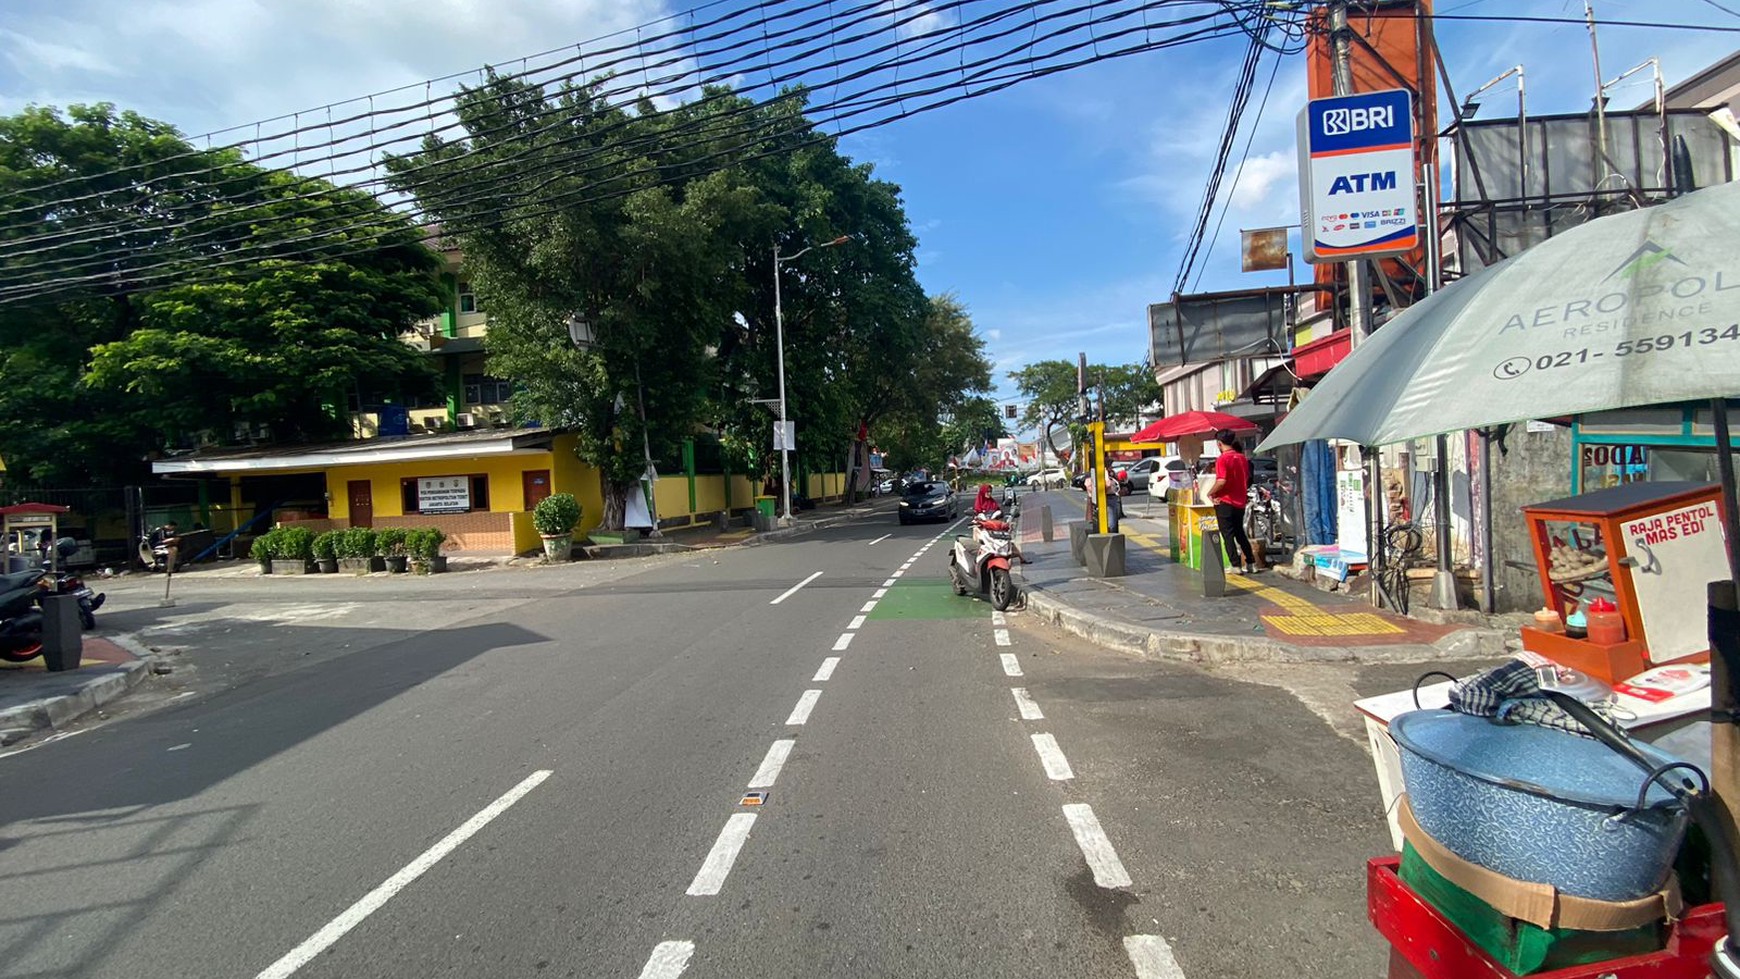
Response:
[251, 531, 275, 564]
[375, 527, 408, 557]
[273, 525, 315, 561]
[337, 527, 376, 560]
[312, 531, 339, 560]
[532, 493, 582, 536]
[408, 527, 447, 561]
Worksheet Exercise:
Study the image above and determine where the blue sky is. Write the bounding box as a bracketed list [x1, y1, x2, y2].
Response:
[2, 1, 1736, 435]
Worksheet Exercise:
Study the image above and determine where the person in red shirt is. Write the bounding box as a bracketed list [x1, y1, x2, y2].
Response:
[1205, 429, 1258, 574]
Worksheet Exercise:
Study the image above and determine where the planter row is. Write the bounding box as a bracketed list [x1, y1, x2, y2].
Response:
[265, 556, 447, 575]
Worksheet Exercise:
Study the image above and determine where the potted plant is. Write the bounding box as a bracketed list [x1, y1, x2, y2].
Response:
[270, 525, 315, 575]
[312, 530, 340, 574]
[376, 527, 409, 573]
[409, 527, 448, 574]
[251, 530, 275, 574]
[337, 527, 377, 573]
[533, 493, 582, 562]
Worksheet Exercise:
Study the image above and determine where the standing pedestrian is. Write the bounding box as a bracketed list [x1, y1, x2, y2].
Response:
[1102, 466, 1124, 533]
[1205, 429, 1258, 574]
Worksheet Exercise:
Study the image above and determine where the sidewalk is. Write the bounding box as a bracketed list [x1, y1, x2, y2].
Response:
[1013, 490, 1510, 664]
[0, 635, 150, 740]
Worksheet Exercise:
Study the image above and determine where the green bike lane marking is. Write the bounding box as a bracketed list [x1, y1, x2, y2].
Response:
[866, 573, 985, 621]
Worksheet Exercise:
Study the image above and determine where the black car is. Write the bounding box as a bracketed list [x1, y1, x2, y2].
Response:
[898, 479, 958, 524]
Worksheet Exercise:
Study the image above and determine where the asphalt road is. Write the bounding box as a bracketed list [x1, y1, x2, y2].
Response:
[0, 513, 1397, 978]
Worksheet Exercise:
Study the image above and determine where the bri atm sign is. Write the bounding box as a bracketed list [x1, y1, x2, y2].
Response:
[1297, 88, 1418, 262]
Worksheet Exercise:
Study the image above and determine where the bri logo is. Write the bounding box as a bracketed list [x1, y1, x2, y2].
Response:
[1323, 104, 1395, 135]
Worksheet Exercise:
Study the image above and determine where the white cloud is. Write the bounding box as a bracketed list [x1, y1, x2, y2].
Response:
[880, 1, 955, 41]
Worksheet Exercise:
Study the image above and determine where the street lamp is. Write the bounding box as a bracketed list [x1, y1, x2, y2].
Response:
[771, 234, 853, 524]
[567, 311, 661, 538]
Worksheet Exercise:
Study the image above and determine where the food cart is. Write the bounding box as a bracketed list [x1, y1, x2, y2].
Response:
[0, 502, 70, 572]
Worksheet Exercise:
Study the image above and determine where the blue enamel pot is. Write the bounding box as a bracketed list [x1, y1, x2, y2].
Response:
[1390, 709, 1693, 902]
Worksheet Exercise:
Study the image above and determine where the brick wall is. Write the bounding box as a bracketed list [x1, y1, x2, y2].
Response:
[296, 512, 515, 553]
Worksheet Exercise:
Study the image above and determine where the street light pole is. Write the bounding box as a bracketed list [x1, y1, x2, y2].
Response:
[771, 235, 852, 525]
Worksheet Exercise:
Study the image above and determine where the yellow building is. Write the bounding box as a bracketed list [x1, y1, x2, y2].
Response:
[150, 240, 849, 553]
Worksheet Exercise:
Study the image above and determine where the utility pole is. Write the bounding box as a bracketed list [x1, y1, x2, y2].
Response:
[1329, 1, 1384, 606]
[1585, 1, 1609, 189]
[1329, 1, 1370, 349]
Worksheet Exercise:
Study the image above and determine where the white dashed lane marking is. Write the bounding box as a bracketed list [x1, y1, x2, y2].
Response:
[1030, 733, 1075, 781]
[1062, 804, 1133, 889]
[686, 813, 757, 896]
[636, 941, 696, 979]
[812, 657, 839, 682]
[1011, 687, 1044, 720]
[786, 689, 822, 725]
[747, 740, 795, 789]
[832, 633, 855, 652]
[1124, 936, 1188, 979]
[1000, 653, 1023, 677]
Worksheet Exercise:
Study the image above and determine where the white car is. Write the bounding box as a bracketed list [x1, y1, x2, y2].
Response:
[1026, 468, 1069, 489]
[1145, 456, 1196, 498]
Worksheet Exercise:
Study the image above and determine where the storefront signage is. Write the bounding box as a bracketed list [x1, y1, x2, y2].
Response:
[1337, 468, 1369, 563]
[417, 476, 471, 514]
[1581, 444, 1649, 491]
[1297, 88, 1418, 262]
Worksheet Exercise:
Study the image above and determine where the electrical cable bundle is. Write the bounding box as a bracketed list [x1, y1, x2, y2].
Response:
[0, 0, 1287, 306]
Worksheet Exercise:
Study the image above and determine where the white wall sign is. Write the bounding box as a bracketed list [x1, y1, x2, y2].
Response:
[1337, 468, 1369, 564]
[1298, 88, 1418, 262]
[1621, 500, 1728, 663]
[773, 421, 796, 451]
[417, 476, 471, 514]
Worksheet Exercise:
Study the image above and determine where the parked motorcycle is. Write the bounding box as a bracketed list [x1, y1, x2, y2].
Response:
[47, 569, 103, 630]
[948, 513, 1018, 611]
[1245, 483, 1285, 556]
[0, 568, 51, 663]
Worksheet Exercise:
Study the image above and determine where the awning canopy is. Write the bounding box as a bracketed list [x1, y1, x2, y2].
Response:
[152, 428, 557, 475]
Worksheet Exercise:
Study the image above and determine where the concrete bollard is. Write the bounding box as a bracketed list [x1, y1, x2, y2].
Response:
[1040, 505, 1054, 542]
[1084, 533, 1126, 578]
[1069, 521, 1089, 566]
[1201, 528, 1226, 598]
[39, 594, 83, 672]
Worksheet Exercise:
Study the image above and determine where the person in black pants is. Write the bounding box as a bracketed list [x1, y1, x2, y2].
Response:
[1204, 429, 1258, 574]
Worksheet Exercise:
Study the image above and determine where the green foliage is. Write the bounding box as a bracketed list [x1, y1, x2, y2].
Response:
[532, 493, 582, 536]
[271, 525, 315, 561]
[312, 531, 339, 561]
[336, 527, 376, 560]
[251, 531, 274, 564]
[1010, 359, 1160, 468]
[387, 76, 987, 520]
[374, 527, 408, 557]
[406, 527, 447, 561]
[0, 103, 443, 484]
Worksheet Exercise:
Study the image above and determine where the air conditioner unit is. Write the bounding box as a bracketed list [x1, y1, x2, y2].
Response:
[455, 412, 479, 430]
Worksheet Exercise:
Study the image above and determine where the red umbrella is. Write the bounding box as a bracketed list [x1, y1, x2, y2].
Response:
[1128, 410, 1259, 444]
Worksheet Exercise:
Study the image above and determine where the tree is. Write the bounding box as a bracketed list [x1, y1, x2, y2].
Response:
[1010, 360, 1082, 472]
[390, 75, 974, 523]
[0, 104, 443, 484]
[1009, 359, 1161, 472]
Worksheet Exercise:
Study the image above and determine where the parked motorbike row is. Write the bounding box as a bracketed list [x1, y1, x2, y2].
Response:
[0, 538, 105, 663]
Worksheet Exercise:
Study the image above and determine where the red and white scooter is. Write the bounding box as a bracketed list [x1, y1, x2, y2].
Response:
[948, 512, 1018, 611]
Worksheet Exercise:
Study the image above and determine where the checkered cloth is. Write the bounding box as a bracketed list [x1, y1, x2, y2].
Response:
[1447, 659, 1618, 738]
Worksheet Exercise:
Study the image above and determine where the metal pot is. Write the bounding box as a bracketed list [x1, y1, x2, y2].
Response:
[1390, 709, 1694, 902]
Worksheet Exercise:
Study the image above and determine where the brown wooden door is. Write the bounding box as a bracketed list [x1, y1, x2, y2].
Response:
[522, 470, 552, 510]
[347, 480, 373, 528]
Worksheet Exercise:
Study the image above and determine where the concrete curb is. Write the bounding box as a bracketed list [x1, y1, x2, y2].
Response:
[1013, 508, 1510, 666]
[0, 653, 150, 734]
[1020, 583, 1509, 665]
[738, 505, 889, 547]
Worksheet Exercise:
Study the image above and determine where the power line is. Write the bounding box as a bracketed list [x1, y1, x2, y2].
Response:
[1189, 34, 1284, 292]
[1, 10, 1249, 304]
[1172, 20, 1267, 295]
[1, 2, 1245, 295]
[0, 1, 1103, 266]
